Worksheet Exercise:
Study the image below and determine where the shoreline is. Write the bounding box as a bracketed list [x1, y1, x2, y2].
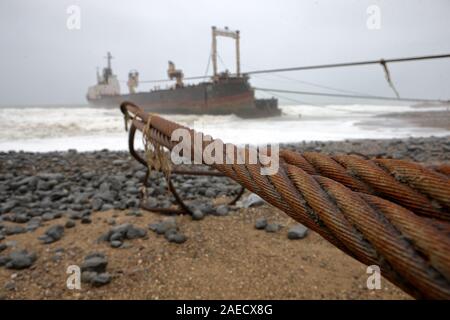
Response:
[359, 109, 450, 131]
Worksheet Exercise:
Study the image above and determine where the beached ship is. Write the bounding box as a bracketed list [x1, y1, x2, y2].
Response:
[86, 27, 281, 118]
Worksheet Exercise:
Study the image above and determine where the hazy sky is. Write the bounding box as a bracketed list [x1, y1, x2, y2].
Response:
[1, 0, 450, 105]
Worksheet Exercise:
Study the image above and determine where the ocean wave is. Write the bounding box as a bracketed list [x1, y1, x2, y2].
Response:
[0, 104, 448, 151]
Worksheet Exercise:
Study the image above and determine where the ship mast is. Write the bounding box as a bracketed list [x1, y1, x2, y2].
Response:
[211, 26, 241, 79]
[105, 52, 113, 70]
[102, 52, 114, 83]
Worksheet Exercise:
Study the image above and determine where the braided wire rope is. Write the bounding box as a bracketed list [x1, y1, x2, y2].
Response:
[120, 101, 450, 299]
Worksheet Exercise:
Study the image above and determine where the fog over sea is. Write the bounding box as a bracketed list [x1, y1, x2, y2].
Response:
[0, 104, 449, 152]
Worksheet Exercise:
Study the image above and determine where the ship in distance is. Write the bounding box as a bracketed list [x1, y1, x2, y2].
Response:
[86, 26, 281, 118]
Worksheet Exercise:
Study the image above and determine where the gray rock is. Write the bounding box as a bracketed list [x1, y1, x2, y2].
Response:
[100, 204, 114, 211]
[37, 180, 52, 191]
[0, 255, 9, 266]
[110, 240, 122, 248]
[5, 250, 37, 269]
[65, 219, 76, 228]
[149, 217, 177, 235]
[97, 231, 113, 243]
[85, 252, 106, 260]
[215, 204, 229, 216]
[107, 218, 116, 226]
[42, 212, 55, 221]
[0, 243, 7, 252]
[164, 229, 187, 244]
[126, 226, 147, 239]
[91, 272, 112, 287]
[26, 219, 41, 232]
[50, 191, 67, 202]
[1, 200, 17, 214]
[81, 271, 97, 284]
[204, 189, 216, 197]
[81, 217, 92, 224]
[38, 235, 54, 244]
[255, 218, 268, 230]
[42, 224, 64, 243]
[14, 213, 30, 223]
[110, 232, 123, 242]
[97, 191, 116, 203]
[81, 172, 95, 180]
[192, 209, 205, 221]
[112, 159, 126, 166]
[91, 198, 103, 211]
[125, 186, 139, 195]
[4, 281, 16, 291]
[111, 223, 132, 237]
[265, 223, 281, 233]
[81, 256, 108, 273]
[4, 225, 26, 236]
[287, 224, 308, 240]
[67, 210, 83, 220]
[99, 182, 111, 192]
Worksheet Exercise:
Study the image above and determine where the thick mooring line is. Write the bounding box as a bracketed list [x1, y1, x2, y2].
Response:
[121, 101, 450, 299]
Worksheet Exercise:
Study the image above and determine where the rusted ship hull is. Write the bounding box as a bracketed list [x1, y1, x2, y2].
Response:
[88, 78, 281, 118]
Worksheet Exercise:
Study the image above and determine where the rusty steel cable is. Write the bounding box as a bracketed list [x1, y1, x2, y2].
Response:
[127, 121, 245, 215]
[120, 101, 450, 299]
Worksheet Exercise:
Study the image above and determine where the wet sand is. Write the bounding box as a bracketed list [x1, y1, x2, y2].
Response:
[0, 206, 410, 300]
[359, 109, 450, 131]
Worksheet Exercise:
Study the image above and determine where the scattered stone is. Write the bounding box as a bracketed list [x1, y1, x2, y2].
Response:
[26, 219, 41, 232]
[4, 225, 26, 236]
[91, 198, 103, 211]
[81, 217, 92, 224]
[265, 223, 281, 233]
[148, 217, 177, 235]
[65, 219, 76, 228]
[101, 204, 114, 211]
[215, 205, 229, 216]
[0, 256, 9, 266]
[4, 281, 16, 291]
[39, 225, 64, 244]
[110, 240, 122, 248]
[79, 253, 111, 287]
[205, 189, 216, 197]
[287, 224, 308, 240]
[81, 271, 97, 284]
[99, 224, 147, 248]
[91, 272, 112, 287]
[1, 200, 17, 214]
[81, 255, 108, 273]
[0, 243, 7, 252]
[126, 226, 147, 239]
[255, 218, 268, 230]
[42, 212, 55, 221]
[14, 213, 30, 223]
[192, 209, 205, 221]
[4, 250, 37, 270]
[164, 229, 187, 244]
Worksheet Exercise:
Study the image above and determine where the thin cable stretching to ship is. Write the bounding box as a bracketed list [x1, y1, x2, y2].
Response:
[86, 26, 281, 118]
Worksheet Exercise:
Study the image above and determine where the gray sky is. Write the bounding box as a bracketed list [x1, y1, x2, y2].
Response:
[1, 0, 450, 105]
